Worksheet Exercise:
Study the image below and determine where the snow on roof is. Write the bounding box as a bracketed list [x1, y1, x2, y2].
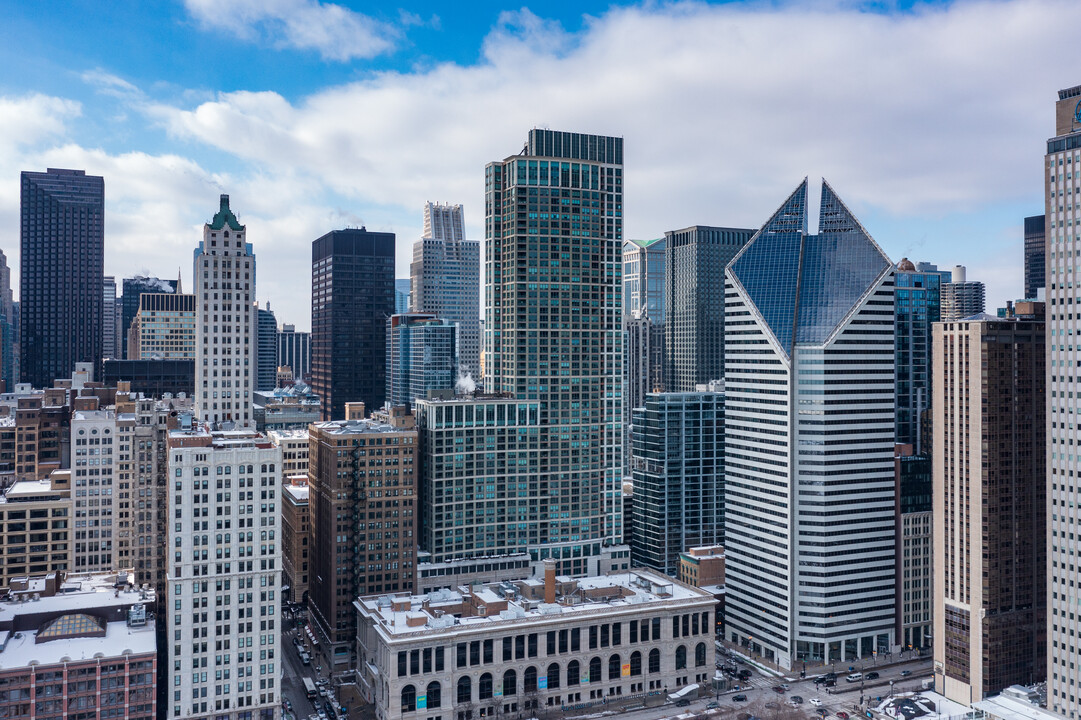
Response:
[0, 619, 155, 670]
[284, 484, 309, 502]
[973, 695, 1058, 720]
[0, 577, 154, 624]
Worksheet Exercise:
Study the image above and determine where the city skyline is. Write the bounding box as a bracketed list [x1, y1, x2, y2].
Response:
[0, 0, 1077, 328]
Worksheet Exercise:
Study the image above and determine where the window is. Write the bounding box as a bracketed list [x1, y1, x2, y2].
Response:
[457, 643, 467, 669]
[524, 667, 537, 693]
[589, 657, 601, 683]
[547, 663, 560, 689]
[567, 660, 580, 687]
[401, 685, 416, 713]
[675, 646, 687, 670]
[630, 651, 642, 677]
[608, 655, 621, 680]
[695, 643, 706, 668]
[479, 673, 493, 700]
[457, 677, 471, 704]
[426, 682, 442, 709]
[648, 649, 660, 674]
[503, 637, 512, 662]
[502, 670, 517, 696]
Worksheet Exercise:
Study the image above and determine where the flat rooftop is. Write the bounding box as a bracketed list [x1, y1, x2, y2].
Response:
[284, 484, 309, 502]
[312, 419, 412, 435]
[0, 617, 155, 670]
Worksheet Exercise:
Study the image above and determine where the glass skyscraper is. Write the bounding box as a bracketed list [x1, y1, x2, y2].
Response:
[894, 260, 941, 451]
[20, 168, 104, 388]
[256, 303, 278, 391]
[121, 276, 178, 359]
[1024, 214, 1045, 299]
[385, 313, 457, 408]
[724, 179, 896, 669]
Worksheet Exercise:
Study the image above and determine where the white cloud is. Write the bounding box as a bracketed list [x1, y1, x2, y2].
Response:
[183, 0, 398, 61]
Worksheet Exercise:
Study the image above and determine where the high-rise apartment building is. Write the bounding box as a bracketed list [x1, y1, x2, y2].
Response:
[277, 324, 310, 384]
[1045, 82, 1081, 719]
[665, 225, 754, 393]
[894, 259, 941, 451]
[311, 229, 395, 420]
[629, 390, 724, 576]
[194, 195, 256, 428]
[128, 293, 196, 358]
[624, 238, 666, 321]
[933, 313, 1045, 704]
[308, 416, 417, 669]
[121, 276, 178, 358]
[484, 129, 627, 564]
[1026, 214, 1046, 299]
[104, 276, 119, 359]
[256, 303, 277, 392]
[623, 238, 666, 476]
[410, 202, 481, 376]
[724, 179, 896, 669]
[20, 168, 104, 388]
[167, 424, 282, 720]
[624, 314, 665, 419]
[386, 313, 457, 409]
[941, 265, 986, 320]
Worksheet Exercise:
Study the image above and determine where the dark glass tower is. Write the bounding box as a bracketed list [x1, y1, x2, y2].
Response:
[256, 303, 278, 391]
[1024, 214, 1045, 299]
[664, 225, 754, 392]
[311, 229, 396, 419]
[894, 260, 941, 450]
[20, 168, 104, 388]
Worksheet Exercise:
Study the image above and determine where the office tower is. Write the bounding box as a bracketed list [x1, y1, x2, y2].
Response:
[20, 168, 104, 388]
[629, 389, 724, 576]
[128, 292, 196, 358]
[256, 302, 277, 392]
[0, 249, 14, 326]
[723, 179, 896, 669]
[484, 129, 626, 561]
[1046, 82, 1081, 718]
[71, 407, 118, 572]
[255, 386, 321, 432]
[623, 238, 666, 321]
[282, 480, 310, 604]
[894, 258, 942, 451]
[103, 359, 195, 397]
[896, 444, 932, 651]
[121, 276, 178, 358]
[624, 313, 665, 416]
[395, 278, 411, 314]
[1025, 214, 1046, 299]
[0, 573, 157, 720]
[665, 225, 755, 393]
[308, 415, 417, 669]
[167, 424, 282, 720]
[933, 312, 1045, 703]
[0, 250, 14, 390]
[277, 324, 310, 384]
[0, 472, 74, 587]
[103, 276, 118, 359]
[386, 313, 458, 409]
[410, 202, 481, 376]
[941, 265, 986, 320]
[311, 228, 395, 420]
[194, 195, 256, 428]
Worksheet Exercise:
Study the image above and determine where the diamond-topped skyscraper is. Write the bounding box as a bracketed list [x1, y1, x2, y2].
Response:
[724, 179, 896, 669]
[194, 195, 256, 428]
[471, 129, 626, 570]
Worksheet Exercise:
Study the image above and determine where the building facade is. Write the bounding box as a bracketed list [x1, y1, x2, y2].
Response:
[410, 202, 481, 377]
[104, 276, 119, 360]
[623, 238, 666, 322]
[268, 428, 310, 477]
[311, 229, 396, 420]
[895, 446, 932, 651]
[1047, 82, 1081, 720]
[723, 179, 897, 669]
[0, 473, 73, 588]
[167, 425, 282, 720]
[894, 259, 941, 452]
[484, 130, 626, 566]
[940, 266, 986, 320]
[71, 408, 118, 573]
[20, 169, 104, 388]
[257, 304, 278, 392]
[308, 417, 417, 669]
[629, 391, 724, 576]
[194, 195, 256, 428]
[102, 358, 194, 397]
[282, 481, 310, 604]
[623, 313, 665, 475]
[664, 226, 754, 393]
[1025, 214, 1046, 299]
[386, 314, 458, 409]
[933, 314, 1045, 704]
[277, 324, 310, 384]
[255, 385, 320, 432]
[395, 279, 411, 315]
[121, 276, 179, 359]
[129, 292, 196, 359]
[355, 568, 718, 720]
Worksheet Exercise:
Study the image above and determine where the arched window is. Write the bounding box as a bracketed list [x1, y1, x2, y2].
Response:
[648, 648, 660, 674]
[608, 655, 621, 680]
[401, 685, 416, 712]
[457, 676, 472, 704]
[567, 660, 580, 686]
[502, 670, 517, 696]
[426, 682, 442, 709]
[589, 657, 602, 683]
[676, 645, 687, 670]
[479, 673, 493, 700]
[695, 642, 707, 667]
[547, 663, 561, 689]
[524, 666, 538, 693]
[630, 651, 642, 677]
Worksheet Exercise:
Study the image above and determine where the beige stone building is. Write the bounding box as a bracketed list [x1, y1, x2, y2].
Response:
[269, 428, 309, 477]
[0, 471, 73, 588]
[677, 545, 724, 588]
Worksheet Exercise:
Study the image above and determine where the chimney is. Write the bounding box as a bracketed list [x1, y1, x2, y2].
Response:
[544, 559, 557, 604]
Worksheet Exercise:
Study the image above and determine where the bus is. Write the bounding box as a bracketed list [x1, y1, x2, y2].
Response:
[303, 678, 318, 700]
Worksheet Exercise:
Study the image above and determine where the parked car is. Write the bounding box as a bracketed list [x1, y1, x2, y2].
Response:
[866, 672, 880, 680]
[676, 699, 691, 707]
[900, 671, 912, 677]
[733, 695, 748, 702]
[707, 702, 720, 709]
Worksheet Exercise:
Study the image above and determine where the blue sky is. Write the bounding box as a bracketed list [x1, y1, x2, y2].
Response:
[0, 0, 1075, 330]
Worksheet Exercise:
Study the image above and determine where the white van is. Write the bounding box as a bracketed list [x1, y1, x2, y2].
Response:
[846, 673, 863, 683]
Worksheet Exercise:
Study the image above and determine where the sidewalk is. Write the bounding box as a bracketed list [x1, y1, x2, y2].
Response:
[715, 637, 927, 679]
